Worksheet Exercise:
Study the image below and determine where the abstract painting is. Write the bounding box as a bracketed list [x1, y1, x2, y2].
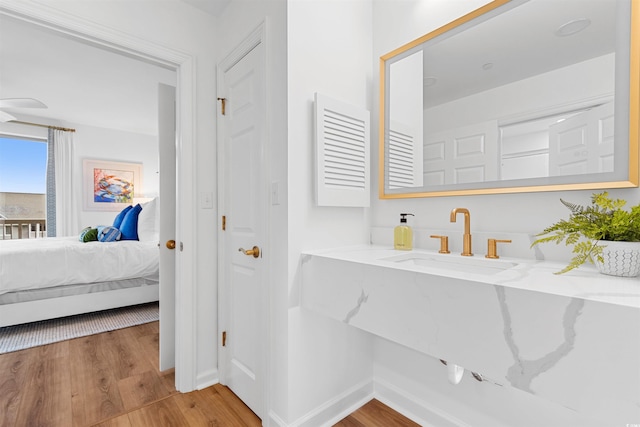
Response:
[83, 159, 143, 211]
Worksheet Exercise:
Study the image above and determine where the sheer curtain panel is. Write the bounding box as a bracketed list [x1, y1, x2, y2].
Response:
[46, 128, 78, 236]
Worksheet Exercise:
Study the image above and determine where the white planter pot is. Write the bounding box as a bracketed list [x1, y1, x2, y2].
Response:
[593, 241, 640, 277]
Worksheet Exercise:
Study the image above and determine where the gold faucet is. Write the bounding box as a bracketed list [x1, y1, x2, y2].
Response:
[450, 208, 473, 256]
[485, 239, 512, 259]
[430, 235, 450, 254]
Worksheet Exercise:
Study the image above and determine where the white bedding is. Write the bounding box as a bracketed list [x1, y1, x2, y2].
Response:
[0, 236, 159, 295]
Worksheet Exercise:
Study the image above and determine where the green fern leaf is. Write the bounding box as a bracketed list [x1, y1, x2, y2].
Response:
[534, 191, 640, 273]
[560, 198, 585, 214]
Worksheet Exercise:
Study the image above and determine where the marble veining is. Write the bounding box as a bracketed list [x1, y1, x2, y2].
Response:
[497, 286, 585, 393]
[344, 289, 368, 324]
[527, 233, 546, 261]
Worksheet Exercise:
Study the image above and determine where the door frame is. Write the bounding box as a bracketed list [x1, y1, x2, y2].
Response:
[216, 21, 270, 418]
[0, 3, 198, 391]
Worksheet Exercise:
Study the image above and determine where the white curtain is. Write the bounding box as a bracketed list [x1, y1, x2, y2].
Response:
[48, 128, 78, 236]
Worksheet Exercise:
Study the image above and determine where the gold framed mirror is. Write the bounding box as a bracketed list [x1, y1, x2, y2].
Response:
[379, 0, 639, 198]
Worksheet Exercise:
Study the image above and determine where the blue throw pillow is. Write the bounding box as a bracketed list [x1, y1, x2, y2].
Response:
[119, 203, 142, 240]
[98, 226, 122, 242]
[113, 205, 133, 229]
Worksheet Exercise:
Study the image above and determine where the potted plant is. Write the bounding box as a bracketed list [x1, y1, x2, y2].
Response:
[531, 191, 640, 276]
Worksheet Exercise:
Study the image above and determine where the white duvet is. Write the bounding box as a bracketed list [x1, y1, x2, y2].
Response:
[0, 236, 159, 295]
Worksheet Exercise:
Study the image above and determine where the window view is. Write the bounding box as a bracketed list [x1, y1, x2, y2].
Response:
[0, 136, 47, 239]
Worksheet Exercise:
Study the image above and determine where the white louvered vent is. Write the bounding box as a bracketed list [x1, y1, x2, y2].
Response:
[315, 93, 370, 207]
[387, 121, 418, 189]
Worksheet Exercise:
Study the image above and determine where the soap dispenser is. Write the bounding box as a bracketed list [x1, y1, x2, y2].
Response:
[394, 213, 414, 250]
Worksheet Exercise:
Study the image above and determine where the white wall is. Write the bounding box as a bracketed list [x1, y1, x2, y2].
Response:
[372, 1, 640, 425]
[286, 0, 375, 424]
[424, 53, 615, 134]
[73, 123, 159, 228]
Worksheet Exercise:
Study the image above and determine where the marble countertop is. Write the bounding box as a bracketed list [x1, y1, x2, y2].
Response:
[301, 245, 640, 308]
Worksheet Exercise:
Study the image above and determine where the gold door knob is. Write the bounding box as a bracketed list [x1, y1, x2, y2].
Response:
[239, 246, 260, 258]
[166, 240, 176, 250]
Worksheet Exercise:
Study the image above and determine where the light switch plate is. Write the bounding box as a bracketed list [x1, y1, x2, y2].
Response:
[271, 181, 280, 205]
[200, 191, 213, 209]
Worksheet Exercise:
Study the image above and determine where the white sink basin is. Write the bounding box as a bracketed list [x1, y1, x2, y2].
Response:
[380, 252, 518, 275]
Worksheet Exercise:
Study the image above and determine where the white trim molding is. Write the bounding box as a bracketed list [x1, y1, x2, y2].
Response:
[196, 369, 220, 391]
[374, 378, 471, 427]
[290, 380, 373, 427]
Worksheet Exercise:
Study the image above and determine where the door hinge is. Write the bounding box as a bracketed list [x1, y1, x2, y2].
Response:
[222, 215, 226, 231]
[222, 331, 227, 347]
[217, 97, 226, 115]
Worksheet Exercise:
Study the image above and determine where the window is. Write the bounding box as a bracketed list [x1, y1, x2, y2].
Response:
[0, 136, 47, 238]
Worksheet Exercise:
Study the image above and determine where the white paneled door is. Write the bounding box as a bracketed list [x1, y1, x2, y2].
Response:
[158, 83, 177, 372]
[424, 121, 499, 185]
[548, 102, 615, 176]
[219, 38, 266, 419]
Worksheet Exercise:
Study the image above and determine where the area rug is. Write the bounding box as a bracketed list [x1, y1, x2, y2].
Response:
[0, 302, 159, 354]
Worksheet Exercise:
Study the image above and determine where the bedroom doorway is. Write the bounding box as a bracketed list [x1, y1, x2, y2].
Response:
[0, 6, 199, 391]
[217, 25, 268, 419]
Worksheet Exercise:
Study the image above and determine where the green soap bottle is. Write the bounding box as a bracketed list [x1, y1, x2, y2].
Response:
[394, 213, 414, 250]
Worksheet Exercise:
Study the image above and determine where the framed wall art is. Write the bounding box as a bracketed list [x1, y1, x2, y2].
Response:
[82, 159, 143, 211]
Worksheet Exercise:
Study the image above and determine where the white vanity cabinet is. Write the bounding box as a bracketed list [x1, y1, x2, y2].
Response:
[300, 246, 640, 423]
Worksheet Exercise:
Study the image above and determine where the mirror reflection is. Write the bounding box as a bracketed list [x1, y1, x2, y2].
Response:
[382, 0, 637, 196]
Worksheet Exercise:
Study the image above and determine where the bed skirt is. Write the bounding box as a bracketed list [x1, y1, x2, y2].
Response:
[0, 280, 159, 328]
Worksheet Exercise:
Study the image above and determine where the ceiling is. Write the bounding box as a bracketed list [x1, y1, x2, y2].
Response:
[0, 4, 230, 136]
[180, 0, 232, 16]
[0, 0, 231, 135]
[416, 0, 617, 108]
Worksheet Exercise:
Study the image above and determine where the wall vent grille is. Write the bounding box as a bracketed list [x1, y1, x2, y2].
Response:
[322, 109, 366, 189]
[388, 127, 415, 189]
[314, 93, 370, 207]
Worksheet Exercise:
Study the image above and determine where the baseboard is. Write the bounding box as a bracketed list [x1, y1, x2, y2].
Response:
[264, 377, 473, 427]
[267, 410, 288, 427]
[289, 379, 374, 427]
[196, 368, 219, 390]
[374, 378, 471, 427]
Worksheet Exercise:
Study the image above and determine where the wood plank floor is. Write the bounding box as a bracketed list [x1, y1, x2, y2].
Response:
[335, 399, 421, 426]
[0, 321, 260, 427]
[0, 320, 418, 426]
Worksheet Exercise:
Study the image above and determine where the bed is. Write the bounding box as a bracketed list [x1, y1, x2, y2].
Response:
[0, 198, 159, 327]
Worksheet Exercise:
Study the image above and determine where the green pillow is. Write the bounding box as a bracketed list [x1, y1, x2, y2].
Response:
[79, 227, 91, 241]
[81, 228, 99, 242]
